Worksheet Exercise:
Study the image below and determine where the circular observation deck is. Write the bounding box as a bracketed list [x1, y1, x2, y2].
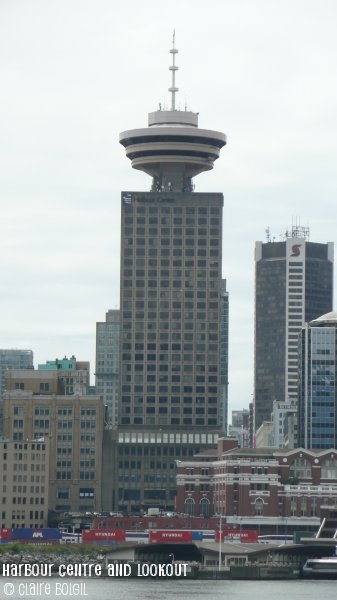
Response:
[119, 109, 226, 190]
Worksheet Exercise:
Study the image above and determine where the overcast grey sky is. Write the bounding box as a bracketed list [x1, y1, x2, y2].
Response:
[1, 0, 337, 417]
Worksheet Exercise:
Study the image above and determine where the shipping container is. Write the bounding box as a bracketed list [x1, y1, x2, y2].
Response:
[215, 529, 258, 543]
[82, 529, 126, 542]
[0, 528, 11, 543]
[10, 528, 62, 541]
[149, 530, 193, 543]
[191, 531, 204, 541]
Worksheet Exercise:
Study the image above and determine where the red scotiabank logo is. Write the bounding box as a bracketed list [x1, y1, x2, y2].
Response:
[291, 244, 301, 257]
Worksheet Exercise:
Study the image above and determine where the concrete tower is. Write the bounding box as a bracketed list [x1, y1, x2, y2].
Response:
[114, 36, 227, 512]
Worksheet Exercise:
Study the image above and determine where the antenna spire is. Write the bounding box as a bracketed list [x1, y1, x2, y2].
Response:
[169, 30, 178, 110]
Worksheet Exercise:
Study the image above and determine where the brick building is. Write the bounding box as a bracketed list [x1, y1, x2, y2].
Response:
[176, 439, 337, 532]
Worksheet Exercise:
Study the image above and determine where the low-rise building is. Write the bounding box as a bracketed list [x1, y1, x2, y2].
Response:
[0, 437, 49, 529]
[176, 439, 337, 531]
[3, 387, 105, 514]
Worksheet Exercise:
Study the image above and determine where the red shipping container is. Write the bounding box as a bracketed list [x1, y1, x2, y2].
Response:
[0, 528, 11, 541]
[215, 529, 258, 543]
[82, 529, 125, 542]
[149, 530, 193, 543]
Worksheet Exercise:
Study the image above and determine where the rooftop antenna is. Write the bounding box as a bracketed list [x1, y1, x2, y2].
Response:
[169, 30, 179, 110]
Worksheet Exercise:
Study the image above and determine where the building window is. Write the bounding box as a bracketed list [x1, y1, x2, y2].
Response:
[57, 488, 70, 499]
[321, 458, 337, 479]
[184, 497, 195, 516]
[79, 488, 95, 498]
[300, 496, 307, 516]
[290, 496, 297, 516]
[254, 497, 264, 516]
[289, 458, 311, 479]
[200, 498, 210, 517]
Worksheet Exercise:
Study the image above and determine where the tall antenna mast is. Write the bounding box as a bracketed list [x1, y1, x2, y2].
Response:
[169, 30, 178, 110]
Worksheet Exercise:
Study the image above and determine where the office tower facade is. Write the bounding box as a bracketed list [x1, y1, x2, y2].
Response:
[95, 310, 120, 425]
[119, 192, 225, 430]
[254, 228, 333, 431]
[113, 38, 226, 510]
[298, 311, 337, 449]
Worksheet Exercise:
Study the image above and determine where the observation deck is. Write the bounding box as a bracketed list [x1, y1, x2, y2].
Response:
[119, 34, 226, 192]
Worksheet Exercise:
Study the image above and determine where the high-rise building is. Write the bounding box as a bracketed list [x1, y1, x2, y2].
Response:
[110, 37, 226, 511]
[298, 311, 337, 449]
[254, 227, 333, 431]
[95, 310, 120, 425]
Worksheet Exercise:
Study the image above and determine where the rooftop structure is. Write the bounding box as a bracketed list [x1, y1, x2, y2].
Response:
[119, 33, 226, 193]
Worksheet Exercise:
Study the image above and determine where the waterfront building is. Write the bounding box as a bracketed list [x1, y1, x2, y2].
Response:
[176, 440, 337, 531]
[3, 370, 105, 514]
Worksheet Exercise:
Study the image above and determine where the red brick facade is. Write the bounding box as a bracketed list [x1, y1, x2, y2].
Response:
[176, 440, 337, 524]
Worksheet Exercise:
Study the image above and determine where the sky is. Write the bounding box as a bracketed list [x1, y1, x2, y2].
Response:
[1, 0, 337, 418]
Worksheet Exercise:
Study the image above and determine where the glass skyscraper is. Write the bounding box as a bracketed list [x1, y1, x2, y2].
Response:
[298, 312, 337, 449]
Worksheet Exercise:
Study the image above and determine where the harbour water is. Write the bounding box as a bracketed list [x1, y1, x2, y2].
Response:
[1, 577, 336, 600]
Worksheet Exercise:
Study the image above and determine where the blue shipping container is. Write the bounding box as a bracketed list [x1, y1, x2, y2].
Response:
[11, 528, 62, 541]
[192, 531, 204, 541]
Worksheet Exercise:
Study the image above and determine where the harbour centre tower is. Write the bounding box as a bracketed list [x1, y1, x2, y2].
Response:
[113, 38, 227, 511]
